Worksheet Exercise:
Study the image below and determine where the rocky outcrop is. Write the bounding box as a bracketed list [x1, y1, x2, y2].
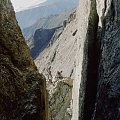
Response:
[72, 0, 120, 120]
[35, 10, 77, 80]
[0, 0, 48, 120]
[47, 79, 73, 120]
[92, 0, 120, 119]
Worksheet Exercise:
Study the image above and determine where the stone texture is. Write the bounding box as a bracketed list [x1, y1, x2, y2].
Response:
[72, 0, 91, 119]
[73, 0, 120, 120]
[92, 0, 120, 119]
[34, 10, 77, 120]
[35, 10, 78, 80]
[0, 0, 48, 120]
[48, 79, 73, 120]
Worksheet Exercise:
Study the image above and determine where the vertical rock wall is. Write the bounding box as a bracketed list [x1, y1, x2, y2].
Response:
[73, 0, 120, 120]
[0, 0, 48, 120]
[93, 0, 120, 119]
[72, 0, 91, 119]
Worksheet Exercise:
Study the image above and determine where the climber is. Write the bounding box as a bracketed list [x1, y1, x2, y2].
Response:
[56, 71, 63, 79]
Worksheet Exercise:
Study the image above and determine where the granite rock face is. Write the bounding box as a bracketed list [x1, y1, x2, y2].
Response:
[0, 0, 48, 120]
[72, 0, 120, 120]
[35, 10, 78, 80]
[48, 79, 73, 120]
[93, 0, 120, 119]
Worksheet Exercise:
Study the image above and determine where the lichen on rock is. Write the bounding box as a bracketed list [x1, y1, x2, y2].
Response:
[0, 0, 48, 120]
[47, 78, 73, 120]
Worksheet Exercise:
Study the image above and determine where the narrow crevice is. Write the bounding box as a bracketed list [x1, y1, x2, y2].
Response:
[81, 0, 100, 120]
[103, 0, 107, 17]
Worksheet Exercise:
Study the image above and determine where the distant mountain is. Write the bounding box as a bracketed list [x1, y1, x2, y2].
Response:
[16, 0, 79, 29]
[29, 27, 61, 59]
[27, 10, 76, 59]
[23, 9, 75, 40]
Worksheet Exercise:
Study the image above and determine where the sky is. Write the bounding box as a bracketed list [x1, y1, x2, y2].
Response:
[11, 0, 47, 12]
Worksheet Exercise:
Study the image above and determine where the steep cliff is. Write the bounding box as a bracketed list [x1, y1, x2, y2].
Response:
[35, 10, 77, 80]
[0, 0, 48, 120]
[93, 0, 120, 119]
[72, 0, 120, 120]
[34, 10, 77, 120]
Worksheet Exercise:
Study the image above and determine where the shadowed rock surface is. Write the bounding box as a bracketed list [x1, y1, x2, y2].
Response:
[31, 27, 60, 59]
[0, 0, 48, 120]
[92, 0, 120, 119]
[72, 0, 120, 120]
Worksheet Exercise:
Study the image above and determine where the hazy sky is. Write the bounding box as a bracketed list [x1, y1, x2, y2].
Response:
[11, 0, 47, 12]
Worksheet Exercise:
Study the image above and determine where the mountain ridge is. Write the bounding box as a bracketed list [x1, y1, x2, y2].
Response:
[23, 8, 75, 40]
[15, 0, 79, 29]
